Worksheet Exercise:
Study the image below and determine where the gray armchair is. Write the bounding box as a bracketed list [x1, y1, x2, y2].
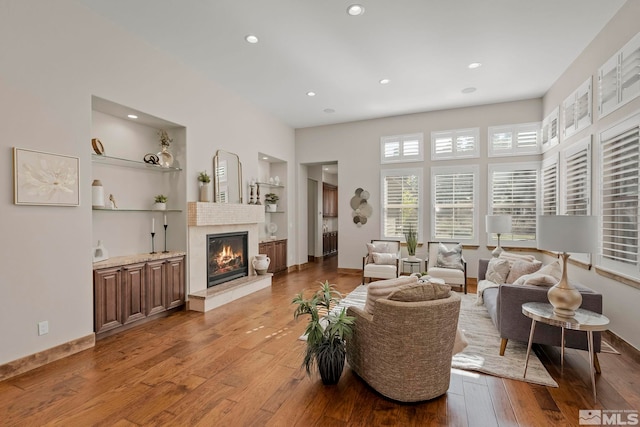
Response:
[346, 290, 461, 402]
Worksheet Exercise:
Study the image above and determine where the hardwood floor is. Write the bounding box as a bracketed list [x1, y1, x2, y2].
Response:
[1, 258, 638, 426]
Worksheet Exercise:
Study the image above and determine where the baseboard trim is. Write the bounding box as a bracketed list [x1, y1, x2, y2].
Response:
[0, 333, 95, 382]
[337, 268, 361, 275]
[603, 330, 640, 364]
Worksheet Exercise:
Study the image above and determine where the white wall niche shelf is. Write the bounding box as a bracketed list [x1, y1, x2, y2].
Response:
[255, 182, 284, 189]
[92, 154, 182, 172]
[92, 208, 183, 212]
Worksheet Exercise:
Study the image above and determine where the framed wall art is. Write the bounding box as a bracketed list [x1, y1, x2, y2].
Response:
[13, 147, 80, 206]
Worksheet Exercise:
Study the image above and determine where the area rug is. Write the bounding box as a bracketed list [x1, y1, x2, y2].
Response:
[454, 293, 558, 387]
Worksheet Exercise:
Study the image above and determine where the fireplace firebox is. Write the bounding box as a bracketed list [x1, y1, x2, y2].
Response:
[207, 231, 248, 287]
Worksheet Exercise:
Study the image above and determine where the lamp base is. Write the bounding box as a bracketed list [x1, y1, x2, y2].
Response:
[547, 253, 582, 318]
[491, 234, 503, 258]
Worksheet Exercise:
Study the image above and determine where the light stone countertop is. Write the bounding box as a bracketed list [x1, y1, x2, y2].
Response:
[93, 251, 186, 270]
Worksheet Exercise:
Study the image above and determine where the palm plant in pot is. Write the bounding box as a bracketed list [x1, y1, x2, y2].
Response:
[264, 192, 279, 212]
[405, 224, 418, 261]
[292, 281, 355, 385]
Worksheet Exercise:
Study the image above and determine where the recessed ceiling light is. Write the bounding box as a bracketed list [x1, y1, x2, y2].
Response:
[324, 167, 329, 171]
[379, 78, 390, 85]
[262, 156, 269, 160]
[127, 114, 138, 119]
[347, 4, 365, 16]
[307, 91, 316, 97]
[245, 34, 259, 44]
[468, 62, 482, 69]
[462, 87, 477, 94]
[324, 108, 335, 114]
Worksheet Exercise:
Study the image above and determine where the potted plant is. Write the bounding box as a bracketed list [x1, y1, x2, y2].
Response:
[264, 192, 279, 212]
[198, 171, 211, 202]
[405, 224, 418, 261]
[292, 281, 355, 385]
[157, 129, 174, 168]
[154, 194, 168, 211]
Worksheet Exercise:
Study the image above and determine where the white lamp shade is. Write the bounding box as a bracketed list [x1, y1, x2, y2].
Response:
[537, 215, 597, 253]
[486, 215, 512, 234]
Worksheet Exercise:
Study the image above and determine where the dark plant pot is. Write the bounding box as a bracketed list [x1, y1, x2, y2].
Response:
[316, 341, 346, 385]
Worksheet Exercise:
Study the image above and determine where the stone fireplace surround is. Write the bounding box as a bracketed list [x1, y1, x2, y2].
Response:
[187, 202, 272, 312]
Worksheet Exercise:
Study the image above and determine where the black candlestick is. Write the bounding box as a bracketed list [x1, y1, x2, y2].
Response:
[255, 183, 261, 205]
[150, 232, 156, 254]
[163, 224, 169, 253]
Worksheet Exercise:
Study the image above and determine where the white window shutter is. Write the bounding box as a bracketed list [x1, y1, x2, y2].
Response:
[541, 156, 558, 216]
[381, 169, 422, 240]
[381, 134, 424, 164]
[431, 166, 478, 243]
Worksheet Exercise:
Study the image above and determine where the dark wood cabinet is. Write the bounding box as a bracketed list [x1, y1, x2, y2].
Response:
[323, 183, 338, 217]
[323, 231, 338, 257]
[258, 239, 288, 274]
[121, 263, 146, 325]
[94, 254, 185, 338]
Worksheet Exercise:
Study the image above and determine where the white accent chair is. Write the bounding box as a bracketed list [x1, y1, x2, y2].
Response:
[362, 240, 401, 283]
[426, 241, 467, 294]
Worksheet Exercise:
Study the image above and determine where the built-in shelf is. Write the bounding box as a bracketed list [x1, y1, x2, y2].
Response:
[92, 154, 182, 172]
[255, 181, 284, 189]
[92, 208, 182, 212]
[265, 210, 285, 214]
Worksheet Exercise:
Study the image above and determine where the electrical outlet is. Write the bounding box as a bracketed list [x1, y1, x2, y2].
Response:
[38, 321, 49, 336]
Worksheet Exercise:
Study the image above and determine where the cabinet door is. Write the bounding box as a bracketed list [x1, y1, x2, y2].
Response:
[146, 260, 166, 316]
[122, 263, 147, 325]
[323, 183, 338, 217]
[165, 256, 185, 310]
[275, 240, 287, 273]
[260, 242, 277, 273]
[94, 267, 123, 334]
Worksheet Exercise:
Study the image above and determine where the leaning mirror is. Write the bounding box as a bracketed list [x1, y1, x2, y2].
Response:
[213, 150, 243, 203]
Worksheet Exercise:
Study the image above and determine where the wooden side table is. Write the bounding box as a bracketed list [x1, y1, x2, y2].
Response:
[521, 302, 609, 402]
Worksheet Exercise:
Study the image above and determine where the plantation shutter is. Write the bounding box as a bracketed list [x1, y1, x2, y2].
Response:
[431, 128, 479, 160]
[382, 171, 420, 239]
[599, 32, 640, 117]
[433, 172, 475, 241]
[565, 142, 591, 216]
[601, 125, 640, 266]
[490, 166, 538, 241]
[381, 134, 423, 163]
[489, 123, 540, 156]
[541, 158, 558, 216]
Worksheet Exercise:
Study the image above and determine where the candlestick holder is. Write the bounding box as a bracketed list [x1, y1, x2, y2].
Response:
[255, 183, 261, 205]
[248, 185, 255, 204]
[163, 224, 169, 253]
[150, 232, 156, 254]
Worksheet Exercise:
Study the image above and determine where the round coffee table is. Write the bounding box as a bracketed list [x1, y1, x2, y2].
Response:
[521, 302, 609, 402]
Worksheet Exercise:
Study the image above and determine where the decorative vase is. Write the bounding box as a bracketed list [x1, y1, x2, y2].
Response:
[154, 202, 167, 211]
[317, 342, 346, 385]
[91, 179, 104, 208]
[157, 145, 174, 168]
[253, 254, 270, 275]
[199, 183, 210, 202]
[266, 203, 277, 212]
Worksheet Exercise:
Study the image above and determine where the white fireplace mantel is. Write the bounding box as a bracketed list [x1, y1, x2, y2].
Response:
[187, 202, 269, 312]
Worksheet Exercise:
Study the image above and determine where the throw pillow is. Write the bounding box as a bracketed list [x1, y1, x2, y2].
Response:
[498, 251, 536, 267]
[506, 260, 542, 283]
[485, 258, 510, 284]
[523, 274, 558, 287]
[372, 252, 397, 265]
[364, 276, 417, 314]
[435, 242, 464, 271]
[387, 282, 451, 302]
[512, 260, 563, 286]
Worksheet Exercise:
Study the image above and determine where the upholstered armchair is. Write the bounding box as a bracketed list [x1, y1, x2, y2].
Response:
[362, 240, 401, 283]
[346, 288, 461, 402]
[426, 241, 467, 294]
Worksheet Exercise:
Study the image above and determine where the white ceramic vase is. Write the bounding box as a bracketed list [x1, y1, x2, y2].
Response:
[253, 254, 270, 275]
[154, 202, 167, 211]
[266, 204, 277, 212]
[199, 183, 210, 202]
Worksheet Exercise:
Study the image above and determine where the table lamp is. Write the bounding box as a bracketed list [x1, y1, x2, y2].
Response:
[537, 215, 597, 318]
[486, 215, 512, 257]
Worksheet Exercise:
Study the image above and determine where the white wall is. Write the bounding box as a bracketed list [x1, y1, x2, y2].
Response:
[541, 0, 640, 350]
[0, 0, 294, 365]
[295, 99, 542, 277]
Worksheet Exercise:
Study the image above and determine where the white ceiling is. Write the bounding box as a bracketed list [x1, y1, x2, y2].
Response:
[80, 0, 626, 129]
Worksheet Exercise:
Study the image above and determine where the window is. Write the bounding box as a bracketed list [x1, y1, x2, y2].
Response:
[598, 31, 640, 117]
[563, 137, 591, 216]
[431, 128, 479, 160]
[541, 155, 558, 216]
[431, 166, 479, 244]
[381, 133, 423, 163]
[381, 168, 423, 241]
[599, 114, 640, 278]
[541, 107, 559, 152]
[563, 77, 592, 139]
[488, 163, 539, 245]
[488, 122, 541, 157]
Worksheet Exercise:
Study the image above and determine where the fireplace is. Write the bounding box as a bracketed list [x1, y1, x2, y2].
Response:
[207, 231, 248, 287]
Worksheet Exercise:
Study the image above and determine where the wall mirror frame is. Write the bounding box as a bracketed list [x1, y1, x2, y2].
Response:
[213, 150, 243, 204]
